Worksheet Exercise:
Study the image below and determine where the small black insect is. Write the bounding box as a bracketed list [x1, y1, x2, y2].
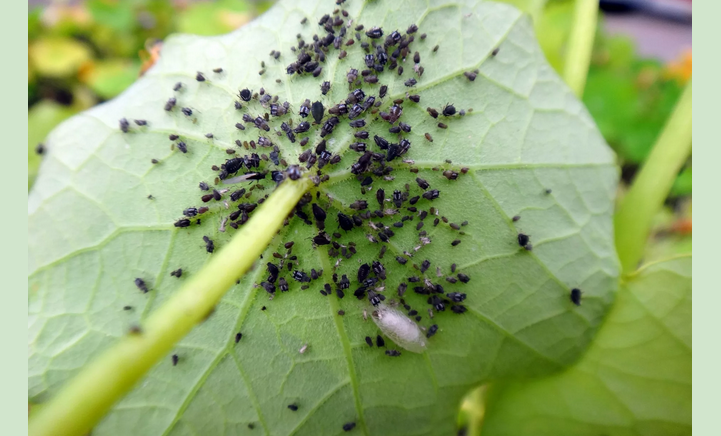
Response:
[170, 268, 183, 278]
[235, 332, 243, 343]
[464, 71, 477, 81]
[385, 350, 401, 357]
[321, 81, 331, 95]
[365, 336, 373, 347]
[442, 104, 456, 117]
[338, 212, 354, 231]
[357, 263, 371, 282]
[366, 27, 383, 38]
[517, 233, 530, 248]
[313, 233, 332, 245]
[292, 270, 311, 283]
[372, 261, 386, 280]
[512, 215, 521, 222]
[164, 97, 177, 111]
[343, 422, 356, 432]
[119, 118, 130, 133]
[174, 219, 191, 228]
[288, 404, 298, 411]
[134, 278, 148, 293]
[374, 135, 389, 150]
[294, 121, 310, 133]
[392, 190, 403, 208]
[172, 354, 179, 366]
[368, 290, 382, 306]
[311, 101, 324, 124]
[181, 107, 193, 117]
[196, 72, 206, 82]
[492, 47, 500, 56]
[457, 273, 470, 283]
[447, 292, 466, 303]
[350, 119, 366, 128]
[451, 305, 467, 314]
[203, 236, 214, 253]
[570, 288, 582, 306]
[239, 89, 252, 101]
[173, 82, 182, 91]
[422, 190, 440, 200]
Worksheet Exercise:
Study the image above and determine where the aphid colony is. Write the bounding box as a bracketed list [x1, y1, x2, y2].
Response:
[120, 2, 581, 431]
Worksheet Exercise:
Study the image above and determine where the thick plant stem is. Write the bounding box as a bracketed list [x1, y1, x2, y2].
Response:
[29, 178, 312, 436]
[563, 0, 598, 96]
[615, 80, 692, 274]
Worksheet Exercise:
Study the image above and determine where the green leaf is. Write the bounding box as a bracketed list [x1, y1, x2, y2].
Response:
[480, 255, 691, 436]
[28, 1, 618, 434]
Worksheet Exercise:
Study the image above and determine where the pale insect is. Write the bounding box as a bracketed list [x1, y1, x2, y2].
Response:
[370, 303, 427, 353]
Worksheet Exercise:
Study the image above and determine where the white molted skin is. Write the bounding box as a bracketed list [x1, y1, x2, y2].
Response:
[371, 303, 427, 353]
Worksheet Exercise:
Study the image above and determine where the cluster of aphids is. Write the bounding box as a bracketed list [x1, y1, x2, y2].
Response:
[123, 3, 583, 426]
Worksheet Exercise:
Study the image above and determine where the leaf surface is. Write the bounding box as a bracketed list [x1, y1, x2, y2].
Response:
[480, 255, 691, 436]
[28, 1, 618, 434]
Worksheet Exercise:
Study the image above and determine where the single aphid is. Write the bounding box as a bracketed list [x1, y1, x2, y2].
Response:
[170, 268, 183, 278]
[343, 422, 356, 432]
[570, 288, 582, 306]
[134, 278, 148, 293]
[517, 233, 530, 248]
[172, 354, 179, 366]
[365, 336, 373, 347]
[288, 404, 299, 411]
[371, 303, 427, 353]
[385, 350, 401, 357]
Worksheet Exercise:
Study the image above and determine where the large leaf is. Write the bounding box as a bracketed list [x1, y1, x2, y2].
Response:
[480, 255, 691, 436]
[28, 0, 618, 434]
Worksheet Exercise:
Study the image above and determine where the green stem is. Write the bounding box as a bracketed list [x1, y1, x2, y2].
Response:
[614, 79, 692, 274]
[563, 0, 598, 97]
[29, 178, 312, 436]
[459, 385, 486, 436]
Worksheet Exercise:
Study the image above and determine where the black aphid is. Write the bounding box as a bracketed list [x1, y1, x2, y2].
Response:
[447, 292, 466, 303]
[292, 270, 311, 282]
[376, 189, 385, 206]
[350, 119, 366, 128]
[464, 71, 477, 81]
[321, 81, 331, 95]
[420, 260, 431, 273]
[196, 72, 206, 82]
[134, 119, 147, 126]
[183, 207, 198, 217]
[570, 288, 582, 306]
[170, 268, 183, 278]
[203, 236, 215, 253]
[385, 350, 401, 357]
[288, 404, 298, 411]
[338, 212, 354, 231]
[442, 104, 456, 116]
[393, 190, 403, 208]
[343, 422, 356, 432]
[339, 274, 350, 290]
[294, 121, 310, 133]
[451, 305, 467, 314]
[357, 263, 371, 282]
[422, 190, 440, 200]
[368, 290, 382, 306]
[376, 335, 385, 347]
[173, 82, 182, 91]
[134, 278, 148, 293]
[492, 47, 500, 56]
[239, 89, 252, 101]
[512, 215, 521, 222]
[374, 135, 389, 150]
[313, 233, 331, 245]
[405, 78, 417, 87]
[517, 233, 530, 248]
[164, 97, 176, 111]
[278, 278, 289, 292]
[235, 332, 243, 343]
[311, 101, 324, 124]
[119, 118, 129, 133]
[181, 107, 192, 116]
[366, 27, 383, 38]
[457, 273, 470, 283]
[365, 336, 373, 347]
[372, 261, 386, 279]
[261, 282, 275, 294]
[174, 219, 191, 228]
[172, 354, 179, 366]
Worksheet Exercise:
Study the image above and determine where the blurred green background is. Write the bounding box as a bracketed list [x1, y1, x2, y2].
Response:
[27, 1, 692, 425]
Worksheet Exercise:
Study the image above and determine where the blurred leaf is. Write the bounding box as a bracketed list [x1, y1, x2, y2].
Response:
[29, 7, 43, 39]
[87, 0, 136, 32]
[670, 166, 691, 197]
[481, 256, 691, 436]
[177, 0, 252, 36]
[29, 37, 94, 78]
[534, 1, 574, 74]
[28, 101, 77, 189]
[80, 59, 142, 99]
